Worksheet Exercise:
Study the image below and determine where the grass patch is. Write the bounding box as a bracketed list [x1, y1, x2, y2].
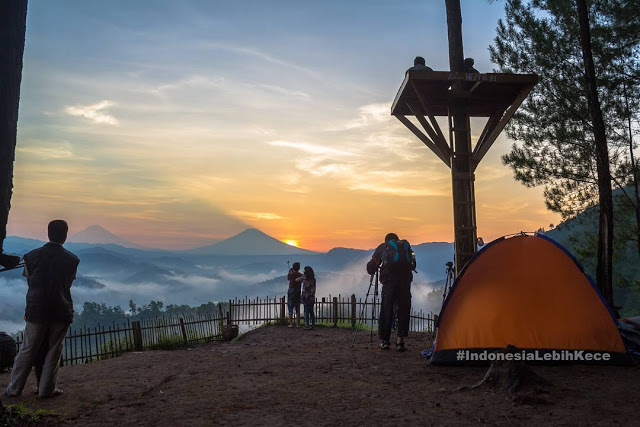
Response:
[1, 403, 57, 426]
[315, 321, 369, 330]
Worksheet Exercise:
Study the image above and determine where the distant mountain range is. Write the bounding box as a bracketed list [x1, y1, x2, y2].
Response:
[69, 225, 147, 249]
[0, 226, 454, 333]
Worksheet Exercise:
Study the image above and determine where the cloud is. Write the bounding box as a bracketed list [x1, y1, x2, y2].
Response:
[141, 75, 225, 97]
[267, 140, 356, 157]
[248, 83, 311, 100]
[204, 42, 320, 79]
[327, 103, 391, 131]
[393, 216, 419, 222]
[64, 100, 119, 125]
[348, 182, 444, 197]
[17, 140, 92, 161]
[232, 211, 284, 220]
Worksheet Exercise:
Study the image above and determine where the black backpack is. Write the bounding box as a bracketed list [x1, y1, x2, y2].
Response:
[383, 239, 415, 274]
[0, 332, 17, 371]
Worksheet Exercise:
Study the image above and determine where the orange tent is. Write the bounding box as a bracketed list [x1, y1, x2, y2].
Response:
[430, 234, 632, 365]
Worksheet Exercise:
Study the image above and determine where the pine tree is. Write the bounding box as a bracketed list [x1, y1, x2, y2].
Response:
[490, 0, 640, 218]
[490, 0, 640, 307]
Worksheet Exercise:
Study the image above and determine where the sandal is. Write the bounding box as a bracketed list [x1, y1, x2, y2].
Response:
[395, 341, 406, 352]
[380, 341, 390, 350]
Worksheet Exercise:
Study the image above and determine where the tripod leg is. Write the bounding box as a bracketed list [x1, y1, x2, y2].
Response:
[351, 279, 374, 348]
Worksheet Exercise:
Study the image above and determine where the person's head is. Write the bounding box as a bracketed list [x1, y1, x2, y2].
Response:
[292, 262, 301, 271]
[303, 266, 315, 280]
[414, 56, 426, 66]
[384, 233, 399, 243]
[464, 57, 475, 68]
[48, 219, 69, 244]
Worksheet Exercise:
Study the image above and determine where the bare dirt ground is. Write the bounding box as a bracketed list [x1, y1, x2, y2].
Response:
[1, 325, 639, 426]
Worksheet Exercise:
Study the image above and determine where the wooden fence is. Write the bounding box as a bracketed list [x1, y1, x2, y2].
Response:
[14, 311, 224, 366]
[12, 295, 436, 367]
[228, 294, 436, 333]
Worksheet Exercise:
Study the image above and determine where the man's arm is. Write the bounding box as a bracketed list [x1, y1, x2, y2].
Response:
[366, 244, 384, 275]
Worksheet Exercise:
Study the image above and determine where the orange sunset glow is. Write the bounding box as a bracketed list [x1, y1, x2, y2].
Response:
[6, 1, 559, 252]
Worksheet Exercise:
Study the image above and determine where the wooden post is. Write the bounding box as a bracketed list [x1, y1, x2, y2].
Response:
[228, 299, 232, 325]
[350, 294, 357, 328]
[280, 296, 286, 325]
[332, 297, 338, 327]
[445, 0, 477, 274]
[179, 318, 189, 347]
[132, 321, 143, 352]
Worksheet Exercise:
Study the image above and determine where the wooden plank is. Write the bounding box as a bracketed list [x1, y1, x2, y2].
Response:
[395, 115, 451, 167]
[472, 83, 535, 169]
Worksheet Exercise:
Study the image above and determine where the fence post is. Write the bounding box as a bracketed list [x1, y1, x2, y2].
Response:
[350, 294, 356, 327]
[227, 299, 232, 325]
[179, 318, 189, 347]
[332, 297, 338, 327]
[132, 321, 143, 352]
[280, 297, 286, 325]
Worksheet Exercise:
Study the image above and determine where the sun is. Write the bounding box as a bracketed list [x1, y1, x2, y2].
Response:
[284, 240, 299, 247]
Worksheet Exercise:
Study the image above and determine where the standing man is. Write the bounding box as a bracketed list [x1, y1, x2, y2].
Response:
[4, 220, 79, 398]
[286, 262, 303, 328]
[366, 233, 416, 351]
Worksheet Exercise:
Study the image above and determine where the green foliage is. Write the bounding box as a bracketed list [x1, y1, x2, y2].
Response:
[0, 403, 56, 426]
[72, 300, 227, 331]
[491, 0, 640, 218]
[548, 191, 640, 315]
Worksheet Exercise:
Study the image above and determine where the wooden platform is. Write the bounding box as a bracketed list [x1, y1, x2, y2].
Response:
[391, 71, 538, 117]
[391, 70, 538, 273]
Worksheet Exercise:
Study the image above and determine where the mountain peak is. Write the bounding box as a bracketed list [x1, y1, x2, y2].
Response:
[191, 228, 318, 256]
[69, 225, 144, 249]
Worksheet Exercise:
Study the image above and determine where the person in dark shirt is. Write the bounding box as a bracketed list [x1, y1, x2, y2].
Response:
[407, 56, 434, 72]
[464, 57, 479, 74]
[366, 233, 416, 351]
[286, 262, 303, 328]
[4, 220, 79, 398]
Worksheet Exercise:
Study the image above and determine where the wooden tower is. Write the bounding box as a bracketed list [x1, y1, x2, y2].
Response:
[391, 1, 537, 275]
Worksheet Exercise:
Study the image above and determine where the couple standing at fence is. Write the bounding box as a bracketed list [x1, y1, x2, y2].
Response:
[287, 262, 317, 329]
[4, 220, 79, 399]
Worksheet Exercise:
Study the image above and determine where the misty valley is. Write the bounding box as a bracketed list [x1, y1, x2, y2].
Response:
[0, 229, 453, 333]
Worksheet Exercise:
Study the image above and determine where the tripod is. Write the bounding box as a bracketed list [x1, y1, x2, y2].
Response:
[441, 261, 455, 303]
[351, 268, 379, 348]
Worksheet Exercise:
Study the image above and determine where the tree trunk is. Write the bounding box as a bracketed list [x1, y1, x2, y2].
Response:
[576, 0, 615, 309]
[0, 0, 28, 254]
[624, 84, 640, 256]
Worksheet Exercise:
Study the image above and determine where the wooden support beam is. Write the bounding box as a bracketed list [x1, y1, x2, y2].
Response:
[407, 103, 451, 166]
[395, 115, 451, 167]
[472, 84, 535, 170]
[474, 106, 505, 154]
[410, 81, 449, 152]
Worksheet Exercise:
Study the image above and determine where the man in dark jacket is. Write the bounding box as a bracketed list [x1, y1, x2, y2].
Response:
[367, 233, 415, 351]
[287, 262, 303, 328]
[4, 220, 79, 398]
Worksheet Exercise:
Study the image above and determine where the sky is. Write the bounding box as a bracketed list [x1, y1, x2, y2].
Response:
[8, 0, 559, 251]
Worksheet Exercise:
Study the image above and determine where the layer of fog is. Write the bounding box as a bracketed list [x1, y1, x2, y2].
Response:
[0, 259, 446, 334]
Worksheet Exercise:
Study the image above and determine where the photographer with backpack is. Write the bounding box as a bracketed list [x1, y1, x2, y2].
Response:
[366, 233, 416, 351]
